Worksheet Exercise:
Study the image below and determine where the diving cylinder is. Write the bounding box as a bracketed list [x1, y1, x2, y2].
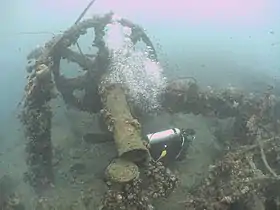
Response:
[146, 128, 185, 161]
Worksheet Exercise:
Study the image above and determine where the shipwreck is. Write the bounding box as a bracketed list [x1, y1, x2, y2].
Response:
[2, 1, 280, 210]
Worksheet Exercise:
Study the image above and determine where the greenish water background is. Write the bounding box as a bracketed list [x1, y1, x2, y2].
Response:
[0, 0, 279, 208]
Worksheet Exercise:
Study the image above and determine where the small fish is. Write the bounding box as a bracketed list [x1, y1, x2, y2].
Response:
[156, 149, 167, 162]
[156, 145, 167, 162]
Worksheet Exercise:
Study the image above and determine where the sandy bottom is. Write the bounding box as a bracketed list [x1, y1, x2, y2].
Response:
[141, 113, 225, 209]
[0, 104, 231, 209]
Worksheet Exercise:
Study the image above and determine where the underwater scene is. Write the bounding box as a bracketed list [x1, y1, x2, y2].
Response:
[1, 0, 280, 209]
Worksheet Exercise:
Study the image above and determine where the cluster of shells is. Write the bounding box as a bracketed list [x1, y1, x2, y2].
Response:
[185, 148, 260, 209]
[1, 193, 23, 210]
[145, 160, 178, 198]
[101, 178, 152, 210]
[100, 161, 178, 210]
[100, 109, 115, 132]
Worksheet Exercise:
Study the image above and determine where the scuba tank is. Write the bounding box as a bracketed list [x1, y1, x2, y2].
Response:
[83, 127, 195, 163]
[145, 128, 195, 162]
